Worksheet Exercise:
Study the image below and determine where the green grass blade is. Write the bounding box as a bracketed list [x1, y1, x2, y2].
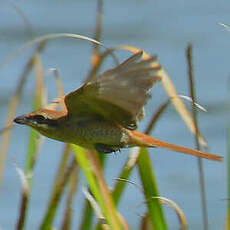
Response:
[25, 129, 40, 174]
[25, 55, 44, 174]
[112, 159, 133, 205]
[16, 55, 44, 230]
[79, 154, 106, 230]
[137, 147, 167, 230]
[79, 200, 94, 230]
[72, 145, 122, 230]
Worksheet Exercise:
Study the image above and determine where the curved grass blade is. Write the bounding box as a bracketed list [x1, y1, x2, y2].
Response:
[0, 33, 118, 70]
[11, 3, 34, 38]
[178, 95, 207, 112]
[112, 161, 138, 205]
[82, 187, 107, 227]
[152, 196, 187, 230]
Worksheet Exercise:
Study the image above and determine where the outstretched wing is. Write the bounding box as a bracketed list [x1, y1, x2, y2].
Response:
[64, 51, 161, 130]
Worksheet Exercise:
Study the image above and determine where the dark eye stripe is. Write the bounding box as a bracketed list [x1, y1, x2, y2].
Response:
[32, 115, 46, 122]
[31, 115, 58, 127]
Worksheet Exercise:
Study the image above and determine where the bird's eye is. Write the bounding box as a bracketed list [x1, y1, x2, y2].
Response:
[32, 115, 46, 122]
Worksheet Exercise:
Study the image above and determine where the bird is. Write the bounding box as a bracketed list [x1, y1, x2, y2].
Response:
[14, 51, 222, 162]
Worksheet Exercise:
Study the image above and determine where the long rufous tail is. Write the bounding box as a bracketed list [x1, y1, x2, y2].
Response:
[127, 130, 222, 162]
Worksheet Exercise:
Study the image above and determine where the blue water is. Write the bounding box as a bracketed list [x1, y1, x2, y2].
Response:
[0, 1, 229, 229]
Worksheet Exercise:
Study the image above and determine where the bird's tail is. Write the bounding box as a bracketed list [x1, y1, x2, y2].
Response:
[127, 130, 222, 162]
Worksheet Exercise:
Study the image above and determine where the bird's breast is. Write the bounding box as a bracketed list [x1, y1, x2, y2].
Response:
[59, 118, 130, 148]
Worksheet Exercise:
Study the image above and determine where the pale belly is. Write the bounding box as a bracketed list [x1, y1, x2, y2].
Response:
[56, 119, 131, 151]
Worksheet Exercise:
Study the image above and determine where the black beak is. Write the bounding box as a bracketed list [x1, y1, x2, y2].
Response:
[14, 115, 27, 125]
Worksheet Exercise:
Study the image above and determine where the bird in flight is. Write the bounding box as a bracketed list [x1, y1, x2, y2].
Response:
[14, 51, 222, 161]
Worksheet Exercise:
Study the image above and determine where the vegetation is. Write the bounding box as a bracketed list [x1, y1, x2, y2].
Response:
[0, 1, 227, 230]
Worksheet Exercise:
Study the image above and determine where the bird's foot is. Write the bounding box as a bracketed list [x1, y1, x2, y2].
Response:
[95, 143, 121, 154]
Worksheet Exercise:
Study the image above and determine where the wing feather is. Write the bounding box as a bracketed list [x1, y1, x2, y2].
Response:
[65, 51, 161, 129]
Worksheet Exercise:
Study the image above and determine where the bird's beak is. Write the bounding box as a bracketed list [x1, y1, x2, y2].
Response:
[14, 115, 28, 125]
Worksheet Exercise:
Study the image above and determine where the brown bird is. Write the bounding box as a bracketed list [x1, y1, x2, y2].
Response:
[14, 52, 221, 161]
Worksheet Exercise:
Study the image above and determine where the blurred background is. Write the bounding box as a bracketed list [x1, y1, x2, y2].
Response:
[0, 0, 230, 229]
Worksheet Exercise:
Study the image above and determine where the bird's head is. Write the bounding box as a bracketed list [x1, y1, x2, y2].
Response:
[14, 108, 66, 138]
